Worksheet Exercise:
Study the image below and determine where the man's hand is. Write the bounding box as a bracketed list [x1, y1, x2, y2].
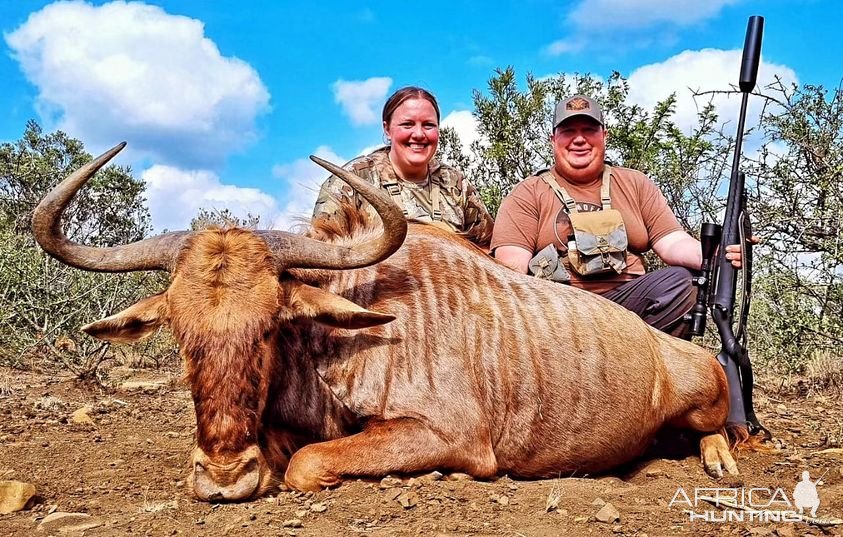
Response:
[724, 236, 760, 269]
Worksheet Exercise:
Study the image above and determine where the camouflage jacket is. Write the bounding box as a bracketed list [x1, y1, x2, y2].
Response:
[312, 147, 494, 246]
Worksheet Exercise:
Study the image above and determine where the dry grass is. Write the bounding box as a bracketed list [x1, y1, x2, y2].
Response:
[33, 395, 67, 412]
[545, 479, 563, 512]
[139, 487, 179, 513]
[0, 373, 12, 398]
[805, 351, 843, 394]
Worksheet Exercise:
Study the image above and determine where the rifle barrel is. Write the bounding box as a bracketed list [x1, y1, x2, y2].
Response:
[740, 16, 764, 92]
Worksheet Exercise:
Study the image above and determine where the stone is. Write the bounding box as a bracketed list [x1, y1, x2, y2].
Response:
[397, 491, 418, 509]
[70, 406, 95, 425]
[310, 502, 327, 513]
[281, 519, 303, 528]
[494, 495, 509, 506]
[423, 471, 444, 482]
[379, 476, 402, 489]
[775, 526, 796, 537]
[0, 481, 36, 514]
[38, 512, 102, 533]
[594, 502, 620, 523]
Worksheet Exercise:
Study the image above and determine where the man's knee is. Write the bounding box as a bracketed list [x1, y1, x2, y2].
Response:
[658, 266, 697, 305]
[656, 266, 697, 339]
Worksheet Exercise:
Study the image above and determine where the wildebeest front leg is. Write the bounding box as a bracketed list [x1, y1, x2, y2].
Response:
[671, 369, 739, 477]
[284, 418, 496, 491]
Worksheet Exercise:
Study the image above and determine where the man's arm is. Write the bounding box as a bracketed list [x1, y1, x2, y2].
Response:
[652, 229, 754, 269]
[651, 230, 702, 269]
[494, 245, 533, 274]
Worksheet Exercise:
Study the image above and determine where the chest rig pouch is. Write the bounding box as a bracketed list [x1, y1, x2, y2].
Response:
[540, 167, 628, 276]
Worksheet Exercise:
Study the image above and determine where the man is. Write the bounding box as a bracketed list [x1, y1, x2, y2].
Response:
[492, 95, 747, 338]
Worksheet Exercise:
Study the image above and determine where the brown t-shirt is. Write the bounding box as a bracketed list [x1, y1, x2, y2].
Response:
[491, 166, 683, 294]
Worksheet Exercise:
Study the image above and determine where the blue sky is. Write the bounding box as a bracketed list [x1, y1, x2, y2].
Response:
[1, 0, 840, 231]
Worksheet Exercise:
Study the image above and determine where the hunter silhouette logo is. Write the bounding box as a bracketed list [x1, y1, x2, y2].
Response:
[566, 97, 590, 111]
[669, 468, 843, 525]
[793, 469, 825, 517]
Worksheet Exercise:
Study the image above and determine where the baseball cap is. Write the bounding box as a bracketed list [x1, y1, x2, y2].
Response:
[553, 95, 604, 129]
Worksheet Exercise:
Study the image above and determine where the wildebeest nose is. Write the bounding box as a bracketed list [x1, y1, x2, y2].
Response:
[192, 456, 261, 502]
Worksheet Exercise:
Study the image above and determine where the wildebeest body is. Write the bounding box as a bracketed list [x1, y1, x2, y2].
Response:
[32, 145, 735, 499]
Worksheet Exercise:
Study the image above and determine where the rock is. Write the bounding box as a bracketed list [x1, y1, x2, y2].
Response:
[70, 406, 95, 425]
[775, 526, 796, 537]
[423, 471, 444, 482]
[310, 502, 327, 513]
[594, 502, 620, 523]
[397, 491, 418, 509]
[379, 476, 402, 489]
[445, 472, 473, 481]
[748, 527, 773, 536]
[591, 497, 606, 507]
[493, 495, 509, 506]
[281, 519, 303, 528]
[38, 512, 102, 533]
[0, 481, 37, 514]
[294, 509, 307, 518]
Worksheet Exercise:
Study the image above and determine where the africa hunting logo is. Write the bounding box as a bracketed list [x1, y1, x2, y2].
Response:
[566, 97, 591, 111]
[669, 469, 842, 525]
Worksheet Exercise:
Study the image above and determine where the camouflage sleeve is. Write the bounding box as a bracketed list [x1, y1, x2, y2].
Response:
[460, 177, 495, 248]
[312, 174, 359, 220]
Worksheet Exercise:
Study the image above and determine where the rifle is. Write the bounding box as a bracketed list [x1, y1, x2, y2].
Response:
[685, 15, 770, 438]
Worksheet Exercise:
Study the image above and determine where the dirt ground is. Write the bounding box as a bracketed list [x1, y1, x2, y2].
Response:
[1, 366, 842, 537]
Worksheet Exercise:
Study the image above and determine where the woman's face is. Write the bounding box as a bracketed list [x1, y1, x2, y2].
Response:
[384, 98, 439, 179]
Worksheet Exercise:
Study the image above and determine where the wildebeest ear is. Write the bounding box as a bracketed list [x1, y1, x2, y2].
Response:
[285, 281, 395, 329]
[81, 293, 169, 343]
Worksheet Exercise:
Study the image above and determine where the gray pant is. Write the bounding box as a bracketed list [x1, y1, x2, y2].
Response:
[602, 266, 696, 339]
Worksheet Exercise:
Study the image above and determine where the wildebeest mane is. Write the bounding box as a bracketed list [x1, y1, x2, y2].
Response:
[308, 200, 380, 243]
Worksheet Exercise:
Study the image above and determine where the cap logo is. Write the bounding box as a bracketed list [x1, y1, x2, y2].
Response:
[566, 97, 591, 111]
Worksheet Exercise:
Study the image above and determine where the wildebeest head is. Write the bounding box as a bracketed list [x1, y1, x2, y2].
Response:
[31, 143, 407, 501]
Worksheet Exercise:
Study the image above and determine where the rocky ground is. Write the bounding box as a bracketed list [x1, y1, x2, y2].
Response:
[1, 366, 842, 536]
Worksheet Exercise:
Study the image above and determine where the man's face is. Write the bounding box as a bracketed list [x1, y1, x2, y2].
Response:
[552, 116, 607, 182]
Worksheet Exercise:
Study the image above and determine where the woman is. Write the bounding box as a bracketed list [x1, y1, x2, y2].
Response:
[312, 86, 493, 247]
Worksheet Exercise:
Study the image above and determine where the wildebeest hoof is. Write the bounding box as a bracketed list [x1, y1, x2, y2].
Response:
[700, 433, 739, 479]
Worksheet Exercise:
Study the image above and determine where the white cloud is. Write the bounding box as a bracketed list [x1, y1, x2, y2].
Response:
[333, 77, 392, 126]
[625, 49, 798, 134]
[546, 0, 740, 56]
[544, 39, 585, 56]
[271, 146, 347, 231]
[142, 165, 279, 232]
[567, 0, 739, 30]
[442, 110, 480, 155]
[5, 1, 270, 168]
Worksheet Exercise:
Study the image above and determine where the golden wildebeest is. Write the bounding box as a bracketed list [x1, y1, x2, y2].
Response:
[32, 143, 737, 501]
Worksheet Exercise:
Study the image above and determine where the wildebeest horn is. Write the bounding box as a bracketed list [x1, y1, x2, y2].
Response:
[257, 155, 407, 270]
[31, 142, 191, 273]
